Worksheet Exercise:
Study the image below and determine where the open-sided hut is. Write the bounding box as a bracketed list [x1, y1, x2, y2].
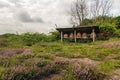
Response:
[56, 26, 100, 42]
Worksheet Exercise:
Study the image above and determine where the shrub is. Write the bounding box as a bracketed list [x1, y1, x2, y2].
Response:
[0, 39, 7, 47]
[99, 23, 117, 39]
[114, 29, 120, 37]
[49, 31, 60, 41]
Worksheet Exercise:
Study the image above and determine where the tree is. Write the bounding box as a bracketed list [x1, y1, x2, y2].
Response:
[81, 18, 93, 25]
[71, 0, 88, 26]
[90, 0, 112, 24]
[93, 16, 113, 25]
[70, 0, 112, 26]
[90, 0, 101, 18]
[91, 0, 112, 17]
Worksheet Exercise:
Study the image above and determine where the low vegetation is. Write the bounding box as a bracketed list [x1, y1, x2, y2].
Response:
[0, 32, 120, 80]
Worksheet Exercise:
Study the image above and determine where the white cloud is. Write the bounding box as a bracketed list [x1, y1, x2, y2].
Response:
[112, 0, 120, 16]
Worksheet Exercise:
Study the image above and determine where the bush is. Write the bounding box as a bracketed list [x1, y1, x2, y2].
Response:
[100, 23, 116, 34]
[0, 39, 7, 47]
[0, 34, 24, 48]
[99, 23, 117, 39]
[21, 32, 59, 46]
[49, 31, 60, 41]
[114, 29, 120, 37]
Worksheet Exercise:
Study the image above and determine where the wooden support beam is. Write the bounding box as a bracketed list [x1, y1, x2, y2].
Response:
[61, 31, 63, 42]
[92, 29, 95, 42]
[74, 30, 77, 43]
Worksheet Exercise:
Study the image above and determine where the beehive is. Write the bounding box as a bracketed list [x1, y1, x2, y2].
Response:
[82, 33, 87, 39]
[64, 34, 68, 38]
[90, 32, 96, 38]
[69, 33, 74, 38]
[77, 33, 81, 38]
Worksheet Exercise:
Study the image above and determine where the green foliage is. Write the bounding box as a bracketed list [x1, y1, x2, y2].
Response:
[21, 33, 47, 46]
[0, 34, 24, 48]
[0, 31, 60, 47]
[36, 53, 55, 60]
[99, 23, 118, 39]
[94, 16, 113, 25]
[78, 15, 120, 38]
[17, 54, 34, 60]
[81, 18, 93, 25]
[64, 38, 73, 42]
[80, 16, 113, 26]
[21, 31, 60, 46]
[114, 29, 120, 37]
[37, 60, 50, 67]
[100, 23, 116, 34]
[1, 31, 120, 79]
[114, 16, 120, 26]
[49, 31, 60, 41]
[63, 65, 75, 80]
[96, 60, 120, 74]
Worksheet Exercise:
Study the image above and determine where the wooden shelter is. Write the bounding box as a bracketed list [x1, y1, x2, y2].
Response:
[56, 26, 100, 42]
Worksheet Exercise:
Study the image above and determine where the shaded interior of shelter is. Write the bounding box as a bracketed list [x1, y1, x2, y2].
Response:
[56, 26, 100, 42]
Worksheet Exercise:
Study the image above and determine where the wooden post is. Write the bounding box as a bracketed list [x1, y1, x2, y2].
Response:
[74, 30, 77, 43]
[92, 29, 95, 42]
[61, 31, 63, 42]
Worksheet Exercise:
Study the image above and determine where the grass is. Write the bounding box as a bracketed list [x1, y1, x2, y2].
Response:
[95, 60, 120, 76]
[0, 36, 120, 79]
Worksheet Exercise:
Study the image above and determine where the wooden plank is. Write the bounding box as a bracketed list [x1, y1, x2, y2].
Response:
[61, 31, 63, 42]
[74, 30, 77, 43]
[92, 29, 95, 42]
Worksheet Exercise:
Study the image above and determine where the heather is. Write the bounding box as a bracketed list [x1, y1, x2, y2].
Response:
[0, 33, 120, 80]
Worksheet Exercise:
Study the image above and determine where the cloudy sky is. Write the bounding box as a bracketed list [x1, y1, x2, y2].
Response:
[0, 0, 119, 34]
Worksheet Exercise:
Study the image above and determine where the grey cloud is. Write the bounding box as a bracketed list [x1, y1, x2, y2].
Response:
[9, 0, 21, 4]
[0, 1, 10, 8]
[8, 0, 23, 7]
[16, 10, 44, 23]
[35, 18, 44, 23]
[17, 11, 33, 22]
